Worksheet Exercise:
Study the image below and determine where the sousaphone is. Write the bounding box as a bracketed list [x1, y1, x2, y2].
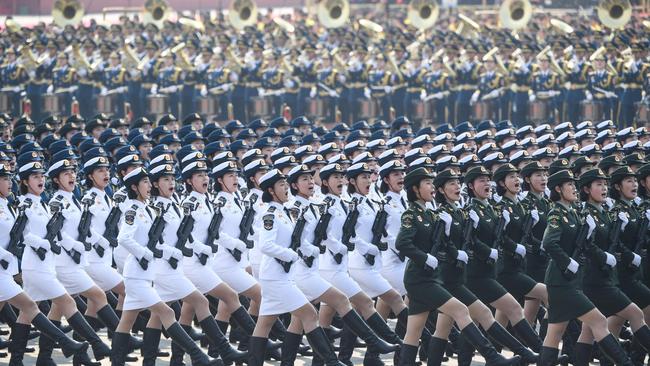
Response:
[52, 0, 84, 27]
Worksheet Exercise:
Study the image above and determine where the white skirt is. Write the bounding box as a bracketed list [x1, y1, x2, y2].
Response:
[23, 270, 67, 302]
[0, 272, 23, 302]
[113, 246, 129, 273]
[294, 270, 331, 302]
[349, 267, 393, 298]
[183, 263, 223, 294]
[123, 278, 161, 311]
[380, 265, 407, 296]
[259, 279, 309, 316]
[56, 268, 96, 295]
[154, 272, 196, 302]
[85, 263, 123, 292]
[214, 266, 257, 294]
[319, 269, 362, 298]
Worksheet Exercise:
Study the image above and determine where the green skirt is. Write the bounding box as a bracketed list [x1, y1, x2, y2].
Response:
[547, 285, 595, 324]
[467, 277, 508, 304]
[405, 280, 453, 315]
[497, 271, 538, 301]
[583, 285, 632, 317]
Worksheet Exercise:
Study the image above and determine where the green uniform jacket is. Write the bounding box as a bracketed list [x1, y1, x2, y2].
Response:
[542, 201, 584, 287]
[581, 202, 619, 287]
[436, 201, 465, 288]
[465, 197, 499, 278]
[498, 196, 529, 274]
[611, 199, 643, 280]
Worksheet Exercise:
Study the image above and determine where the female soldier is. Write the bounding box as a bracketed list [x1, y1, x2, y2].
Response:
[285, 163, 399, 364]
[145, 162, 247, 365]
[520, 161, 551, 324]
[17, 159, 111, 366]
[110, 167, 219, 366]
[248, 168, 345, 366]
[608, 166, 650, 326]
[492, 163, 549, 324]
[539, 169, 633, 365]
[0, 162, 89, 364]
[396, 168, 520, 366]
[433, 167, 537, 364]
[316, 163, 403, 364]
[575, 167, 650, 365]
[464, 166, 542, 352]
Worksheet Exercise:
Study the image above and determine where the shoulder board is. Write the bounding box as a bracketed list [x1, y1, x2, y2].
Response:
[53, 194, 64, 202]
[189, 196, 198, 202]
[249, 193, 259, 204]
[130, 204, 139, 211]
[385, 196, 393, 203]
[22, 198, 33, 208]
[267, 206, 276, 213]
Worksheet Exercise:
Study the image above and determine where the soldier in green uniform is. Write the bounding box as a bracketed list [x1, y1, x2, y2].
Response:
[575, 168, 650, 365]
[395, 168, 520, 366]
[539, 169, 633, 366]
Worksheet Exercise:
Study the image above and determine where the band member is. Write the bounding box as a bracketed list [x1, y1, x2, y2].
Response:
[317, 53, 341, 122]
[472, 54, 505, 122]
[620, 43, 647, 127]
[455, 44, 481, 124]
[403, 54, 427, 122]
[368, 54, 393, 123]
[242, 43, 264, 122]
[344, 48, 368, 123]
[48, 53, 78, 116]
[262, 51, 286, 118]
[562, 43, 590, 123]
[139, 41, 162, 120]
[510, 45, 534, 125]
[296, 45, 318, 117]
[75, 39, 99, 119]
[587, 53, 617, 122]
[424, 55, 451, 125]
[0, 48, 28, 117]
[530, 53, 562, 124]
[100, 52, 129, 117]
[202, 53, 233, 122]
[151, 53, 183, 118]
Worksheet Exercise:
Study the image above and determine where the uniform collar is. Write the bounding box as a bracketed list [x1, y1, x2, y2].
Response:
[23, 193, 41, 203]
[155, 195, 173, 205]
[294, 195, 311, 205]
[90, 187, 106, 198]
[189, 190, 207, 200]
[129, 198, 147, 209]
[269, 201, 284, 210]
[413, 200, 427, 211]
[56, 189, 74, 200]
[386, 191, 402, 201]
[0, 196, 7, 206]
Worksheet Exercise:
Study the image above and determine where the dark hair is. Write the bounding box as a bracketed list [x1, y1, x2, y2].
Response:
[184, 180, 194, 193]
[406, 184, 418, 202]
[347, 177, 358, 195]
[19, 180, 28, 195]
[495, 181, 506, 196]
[639, 177, 649, 199]
[522, 179, 530, 192]
[549, 186, 561, 202]
[434, 186, 446, 205]
[320, 183, 330, 195]
[51, 179, 61, 191]
[151, 183, 161, 197]
[610, 182, 622, 200]
[84, 173, 94, 190]
[466, 182, 476, 198]
[579, 185, 590, 202]
[246, 175, 256, 190]
[213, 177, 223, 193]
[127, 184, 138, 199]
[379, 180, 389, 194]
[262, 189, 273, 203]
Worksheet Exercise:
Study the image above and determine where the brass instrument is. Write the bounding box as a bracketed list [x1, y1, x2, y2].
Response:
[549, 18, 574, 34]
[317, 0, 350, 28]
[589, 46, 607, 62]
[4, 19, 20, 33]
[456, 14, 480, 38]
[229, 0, 258, 30]
[273, 17, 295, 34]
[72, 43, 92, 70]
[178, 17, 205, 32]
[387, 52, 404, 79]
[407, 0, 439, 30]
[597, 0, 631, 29]
[499, 0, 532, 30]
[121, 43, 141, 69]
[19, 40, 42, 70]
[359, 19, 384, 33]
[52, 0, 84, 27]
[143, 0, 171, 29]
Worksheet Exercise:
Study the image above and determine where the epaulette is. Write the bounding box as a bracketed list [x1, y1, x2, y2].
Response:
[249, 193, 259, 204]
[21, 197, 33, 208]
[267, 205, 276, 213]
[385, 196, 393, 203]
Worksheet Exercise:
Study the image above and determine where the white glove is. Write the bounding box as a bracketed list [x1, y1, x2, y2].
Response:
[72, 240, 85, 253]
[151, 85, 158, 94]
[233, 239, 247, 251]
[604, 251, 617, 268]
[128, 69, 139, 78]
[489, 248, 499, 261]
[99, 86, 107, 95]
[200, 86, 207, 97]
[515, 244, 526, 258]
[618, 212, 629, 231]
[502, 210, 511, 228]
[632, 253, 642, 267]
[46, 85, 53, 94]
[193, 241, 213, 256]
[644, 209, 650, 222]
[118, 86, 128, 93]
[456, 250, 469, 264]
[586, 215, 596, 239]
[469, 210, 480, 229]
[420, 90, 426, 101]
[12, 86, 21, 92]
[257, 87, 265, 96]
[470, 91, 479, 105]
[529, 94, 536, 102]
[161, 246, 182, 261]
[384, 86, 392, 94]
[301, 245, 319, 258]
[328, 90, 337, 98]
[309, 88, 316, 98]
[585, 91, 593, 101]
[141, 249, 154, 262]
[364, 88, 371, 99]
[567, 258, 579, 274]
[425, 254, 438, 269]
[168, 85, 178, 93]
[285, 250, 300, 263]
[439, 212, 453, 237]
[96, 237, 110, 249]
[605, 91, 616, 99]
[531, 209, 540, 226]
[367, 245, 380, 256]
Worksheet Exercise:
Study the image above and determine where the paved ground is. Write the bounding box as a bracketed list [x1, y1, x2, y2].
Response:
[1, 322, 514, 365]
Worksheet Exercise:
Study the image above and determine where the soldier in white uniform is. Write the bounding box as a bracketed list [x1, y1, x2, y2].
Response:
[16, 160, 111, 365]
[146, 163, 247, 365]
[284, 164, 399, 365]
[242, 159, 270, 279]
[110, 167, 220, 366]
[248, 169, 344, 366]
[0, 162, 89, 365]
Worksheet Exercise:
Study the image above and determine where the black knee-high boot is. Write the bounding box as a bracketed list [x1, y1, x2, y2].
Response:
[342, 310, 398, 354]
[633, 325, 650, 353]
[67, 312, 111, 361]
[538, 346, 559, 366]
[395, 308, 409, 339]
[199, 316, 248, 364]
[457, 334, 475, 366]
[166, 322, 222, 366]
[486, 322, 538, 364]
[427, 337, 448, 366]
[397, 344, 419, 366]
[9, 323, 30, 366]
[597, 334, 634, 366]
[141, 328, 162, 366]
[573, 342, 593, 366]
[36, 319, 60, 366]
[280, 331, 302, 366]
[306, 327, 345, 366]
[270, 317, 287, 341]
[1, 305, 39, 342]
[337, 325, 356, 366]
[248, 336, 267, 366]
[96, 304, 142, 351]
[512, 319, 542, 353]
[419, 323, 434, 362]
[461, 323, 521, 366]
[110, 332, 130, 366]
[365, 312, 403, 345]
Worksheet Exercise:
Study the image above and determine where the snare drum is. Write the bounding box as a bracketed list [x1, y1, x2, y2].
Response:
[411, 100, 426, 119]
[471, 101, 493, 121]
[0, 92, 10, 113]
[359, 99, 380, 119]
[580, 100, 602, 121]
[43, 93, 63, 114]
[146, 94, 169, 115]
[96, 94, 116, 114]
[249, 96, 271, 117]
[307, 99, 326, 118]
[528, 100, 549, 121]
[636, 102, 650, 125]
[197, 96, 218, 116]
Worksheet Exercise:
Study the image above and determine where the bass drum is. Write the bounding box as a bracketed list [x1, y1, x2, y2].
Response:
[197, 96, 219, 116]
[636, 101, 650, 125]
[0, 92, 11, 113]
[580, 100, 602, 121]
[529, 100, 549, 122]
[43, 93, 63, 114]
[359, 99, 380, 119]
[96, 94, 116, 114]
[146, 94, 169, 115]
[307, 99, 326, 119]
[471, 101, 493, 121]
[249, 96, 271, 118]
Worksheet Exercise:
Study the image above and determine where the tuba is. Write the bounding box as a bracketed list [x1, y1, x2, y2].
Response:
[52, 0, 84, 27]
[597, 0, 632, 29]
[407, 0, 439, 30]
[228, 0, 258, 30]
[317, 0, 350, 29]
[143, 0, 171, 29]
[499, 0, 532, 30]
